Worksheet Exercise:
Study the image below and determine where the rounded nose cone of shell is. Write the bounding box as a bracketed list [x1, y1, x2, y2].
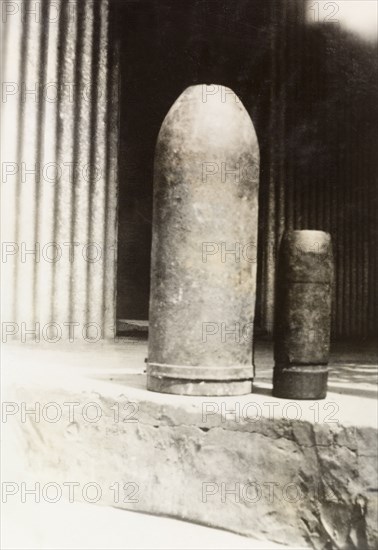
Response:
[158, 84, 259, 154]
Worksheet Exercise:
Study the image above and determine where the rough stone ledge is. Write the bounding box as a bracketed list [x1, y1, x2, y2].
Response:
[2, 345, 378, 549]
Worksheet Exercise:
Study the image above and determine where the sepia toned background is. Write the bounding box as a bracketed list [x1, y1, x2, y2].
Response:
[2, 0, 377, 339]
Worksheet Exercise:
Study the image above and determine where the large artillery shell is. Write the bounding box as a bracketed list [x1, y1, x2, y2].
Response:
[147, 84, 260, 396]
[273, 230, 334, 399]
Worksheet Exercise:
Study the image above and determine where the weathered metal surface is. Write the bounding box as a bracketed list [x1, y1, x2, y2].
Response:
[273, 230, 333, 399]
[147, 84, 260, 395]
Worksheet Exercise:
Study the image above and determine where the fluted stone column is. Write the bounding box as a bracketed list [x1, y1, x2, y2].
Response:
[147, 84, 260, 396]
[273, 230, 334, 399]
[1, 0, 119, 342]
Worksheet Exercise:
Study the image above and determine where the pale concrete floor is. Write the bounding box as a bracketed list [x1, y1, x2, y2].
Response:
[2, 501, 297, 550]
[3, 338, 377, 399]
[3, 338, 377, 425]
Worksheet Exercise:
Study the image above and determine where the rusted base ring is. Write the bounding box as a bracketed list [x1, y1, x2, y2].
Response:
[147, 375, 253, 396]
[273, 365, 329, 400]
[147, 361, 253, 381]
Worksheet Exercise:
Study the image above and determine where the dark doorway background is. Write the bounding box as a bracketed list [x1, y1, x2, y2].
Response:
[111, 0, 378, 339]
[112, 0, 278, 321]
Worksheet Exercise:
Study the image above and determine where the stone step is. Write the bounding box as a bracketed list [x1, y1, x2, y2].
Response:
[2, 341, 377, 549]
